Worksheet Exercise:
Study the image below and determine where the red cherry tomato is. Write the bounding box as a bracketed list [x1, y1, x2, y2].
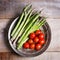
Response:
[35, 30, 42, 35]
[39, 33, 44, 40]
[35, 43, 42, 50]
[23, 42, 29, 49]
[29, 43, 35, 50]
[33, 37, 39, 43]
[29, 33, 36, 39]
[39, 39, 45, 45]
[28, 39, 34, 44]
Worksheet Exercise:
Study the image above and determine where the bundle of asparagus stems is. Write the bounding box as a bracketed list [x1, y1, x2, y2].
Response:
[11, 4, 46, 49]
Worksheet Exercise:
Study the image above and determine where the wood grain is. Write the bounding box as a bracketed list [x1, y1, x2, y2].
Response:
[0, 52, 60, 60]
[46, 18, 60, 51]
[0, 52, 11, 60]
[0, 0, 60, 18]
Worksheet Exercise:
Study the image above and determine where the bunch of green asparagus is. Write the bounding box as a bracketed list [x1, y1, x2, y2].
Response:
[11, 4, 46, 49]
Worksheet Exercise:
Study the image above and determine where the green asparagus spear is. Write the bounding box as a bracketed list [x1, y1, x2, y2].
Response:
[15, 10, 34, 41]
[18, 13, 40, 43]
[11, 12, 24, 36]
[11, 7, 32, 40]
[11, 4, 32, 37]
[24, 4, 32, 11]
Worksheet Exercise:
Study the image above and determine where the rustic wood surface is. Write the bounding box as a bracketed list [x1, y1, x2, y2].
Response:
[0, 0, 60, 60]
[0, 0, 60, 19]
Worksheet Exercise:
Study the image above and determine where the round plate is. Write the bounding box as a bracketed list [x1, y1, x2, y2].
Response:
[8, 17, 51, 57]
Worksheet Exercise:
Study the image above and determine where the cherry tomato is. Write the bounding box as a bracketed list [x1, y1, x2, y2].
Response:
[33, 37, 39, 43]
[39, 39, 45, 45]
[29, 43, 35, 50]
[28, 39, 34, 44]
[29, 33, 36, 39]
[35, 30, 42, 35]
[39, 33, 44, 40]
[23, 42, 29, 49]
[35, 43, 42, 50]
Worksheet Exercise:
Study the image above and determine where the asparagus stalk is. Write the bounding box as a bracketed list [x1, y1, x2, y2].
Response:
[15, 10, 34, 41]
[11, 7, 32, 41]
[11, 4, 32, 37]
[29, 18, 46, 32]
[17, 18, 46, 49]
[24, 4, 32, 11]
[17, 13, 40, 43]
[11, 12, 24, 36]
[13, 12, 39, 44]
[23, 18, 46, 42]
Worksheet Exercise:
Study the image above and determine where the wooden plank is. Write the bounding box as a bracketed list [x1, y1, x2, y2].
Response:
[0, 52, 12, 60]
[0, 0, 60, 18]
[46, 18, 60, 51]
[0, 18, 60, 52]
[0, 52, 60, 60]
[0, 19, 14, 52]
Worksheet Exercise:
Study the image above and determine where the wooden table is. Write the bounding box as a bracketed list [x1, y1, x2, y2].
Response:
[0, 0, 60, 60]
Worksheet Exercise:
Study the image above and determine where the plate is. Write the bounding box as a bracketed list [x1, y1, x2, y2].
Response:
[8, 17, 51, 57]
